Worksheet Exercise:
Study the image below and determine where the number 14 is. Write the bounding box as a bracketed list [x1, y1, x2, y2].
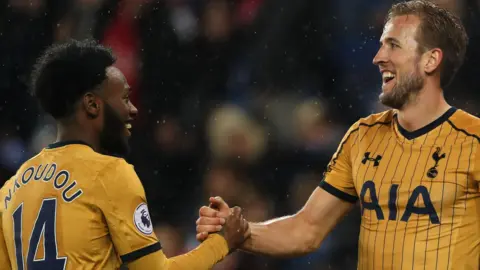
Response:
[12, 198, 67, 270]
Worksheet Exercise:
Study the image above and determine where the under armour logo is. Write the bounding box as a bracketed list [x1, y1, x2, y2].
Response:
[362, 152, 382, 167]
[427, 147, 446, 178]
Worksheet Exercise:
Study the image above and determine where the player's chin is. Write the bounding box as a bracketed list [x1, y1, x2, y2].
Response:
[121, 136, 131, 150]
[124, 126, 132, 137]
[103, 137, 131, 157]
[382, 80, 396, 93]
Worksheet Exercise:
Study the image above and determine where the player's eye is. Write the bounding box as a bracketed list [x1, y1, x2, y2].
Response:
[390, 42, 399, 49]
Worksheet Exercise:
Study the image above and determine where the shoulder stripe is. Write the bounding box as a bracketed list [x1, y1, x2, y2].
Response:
[327, 120, 391, 172]
[319, 180, 358, 203]
[120, 242, 162, 263]
[446, 120, 480, 143]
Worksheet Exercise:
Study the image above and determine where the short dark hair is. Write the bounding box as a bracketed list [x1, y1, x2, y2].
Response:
[31, 39, 116, 119]
[386, 0, 468, 87]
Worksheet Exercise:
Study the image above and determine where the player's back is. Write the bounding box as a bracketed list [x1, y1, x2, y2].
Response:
[0, 141, 147, 269]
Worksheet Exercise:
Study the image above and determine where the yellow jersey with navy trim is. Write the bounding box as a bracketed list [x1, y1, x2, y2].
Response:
[320, 107, 480, 270]
[0, 141, 161, 269]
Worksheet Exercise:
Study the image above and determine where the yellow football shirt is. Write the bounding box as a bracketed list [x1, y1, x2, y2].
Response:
[0, 141, 161, 269]
[320, 107, 480, 270]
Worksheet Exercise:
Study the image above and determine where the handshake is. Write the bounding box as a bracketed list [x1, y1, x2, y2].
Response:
[196, 196, 250, 252]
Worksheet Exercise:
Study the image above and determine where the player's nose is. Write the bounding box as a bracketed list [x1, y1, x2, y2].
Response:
[129, 101, 138, 119]
[372, 47, 388, 66]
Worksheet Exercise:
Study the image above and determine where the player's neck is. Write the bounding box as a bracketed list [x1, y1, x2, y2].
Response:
[55, 122, 101, 152]
[396, 87, 451, 132]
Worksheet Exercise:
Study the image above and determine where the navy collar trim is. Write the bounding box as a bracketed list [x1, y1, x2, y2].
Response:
[395, 107, 457, 140]
[46, 140, 92, 149]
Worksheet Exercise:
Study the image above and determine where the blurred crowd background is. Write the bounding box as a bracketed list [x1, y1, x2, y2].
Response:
[1, 0, 479, 269]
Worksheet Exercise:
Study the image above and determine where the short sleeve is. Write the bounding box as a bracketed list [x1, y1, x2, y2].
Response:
[96, 159, 161, 263]
[319, 122, 359, 203]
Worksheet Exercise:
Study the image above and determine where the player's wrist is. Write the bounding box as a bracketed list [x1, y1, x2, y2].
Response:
[214, 230, 236, 254]
[239, 222, 255, 250]
[206, 233, 231, 256]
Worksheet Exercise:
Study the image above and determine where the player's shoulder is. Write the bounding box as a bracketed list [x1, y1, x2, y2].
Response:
[78, 149, 132, 170]
[68, 148, 136, 181]
[0, 176, 14, 201]
[350, 110, 395, 130]
[12, 144, 134, 185]
[448, 109, 480, 138]
[41, 142, 133, 170]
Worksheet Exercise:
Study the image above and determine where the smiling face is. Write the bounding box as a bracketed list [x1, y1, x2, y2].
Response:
[373, 15, 426, 109]
[97, 66, 138, 156]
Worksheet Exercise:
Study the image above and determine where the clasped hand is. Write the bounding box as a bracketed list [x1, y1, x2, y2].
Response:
[196, 197, 251, 251]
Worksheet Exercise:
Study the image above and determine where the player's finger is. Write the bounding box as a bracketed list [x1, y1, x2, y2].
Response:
[196, 225, 223, 234]
[209, 196, 230, 212]
[199, 206, 219, 218]
[229, 206, 242, 220]
[196, 232, 209, 242]
[231, 206, 242, 214]
[196, 216, 225, 225]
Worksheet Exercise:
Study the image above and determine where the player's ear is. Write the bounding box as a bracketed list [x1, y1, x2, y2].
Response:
[83, 92, 101, 119]
[423, 48, 442, 74]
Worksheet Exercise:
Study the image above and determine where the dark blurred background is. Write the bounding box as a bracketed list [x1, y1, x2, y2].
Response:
[1, 0, 479, 269]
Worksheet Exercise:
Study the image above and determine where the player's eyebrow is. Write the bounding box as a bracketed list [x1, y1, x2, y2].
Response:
[381, 37, 401, 45]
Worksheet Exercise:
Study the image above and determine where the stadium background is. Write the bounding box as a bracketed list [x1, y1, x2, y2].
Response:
[0, 0, 479, 269]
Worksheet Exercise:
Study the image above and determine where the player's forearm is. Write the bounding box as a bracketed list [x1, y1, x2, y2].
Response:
[166, 234, 229, 269]
[241, 214, 324, 257]
[128, 234, 229, 270]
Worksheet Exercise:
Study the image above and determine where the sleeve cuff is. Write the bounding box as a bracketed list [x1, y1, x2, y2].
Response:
[205, 233, 229, 256]
[319, 180, 358, 203]
[120, 242, 162, 263]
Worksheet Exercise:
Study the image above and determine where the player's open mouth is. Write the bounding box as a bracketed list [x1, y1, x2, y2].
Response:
[125, 123, 132, 136]
[382, 71, 396, 86]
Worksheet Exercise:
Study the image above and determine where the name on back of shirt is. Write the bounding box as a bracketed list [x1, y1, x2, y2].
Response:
[4, 163, 84, 209]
